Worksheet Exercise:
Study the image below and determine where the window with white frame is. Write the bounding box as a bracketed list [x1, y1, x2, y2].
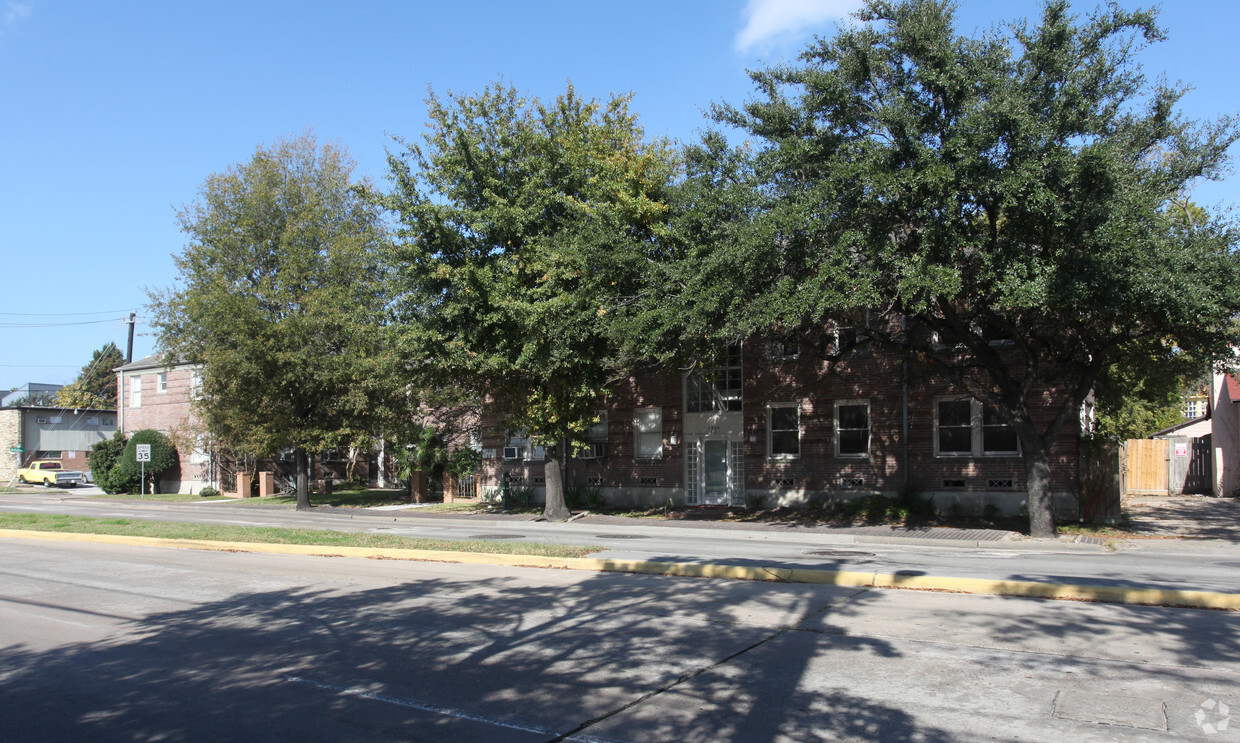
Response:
[633, 408, 662, 459]
[767, 403, 800, 458]
[131, 376, 142, 408]
[158, 372, 168, 393]
[835, 400, 870, 458]
[686, 344, 742, 413]
[190, 370, 203, 399]
[503, 432, 544, 461]
[935, 398, 1019, 457]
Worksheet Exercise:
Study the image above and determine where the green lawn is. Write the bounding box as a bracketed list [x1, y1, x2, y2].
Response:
[87, 492, 234, 503]
[0, 512, 603, 558]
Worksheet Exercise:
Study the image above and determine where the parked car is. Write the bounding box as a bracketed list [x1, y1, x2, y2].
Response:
[17, 460, 84, 488]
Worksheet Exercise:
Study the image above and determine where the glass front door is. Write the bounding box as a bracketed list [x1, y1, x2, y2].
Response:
[702, 439, 730, 505]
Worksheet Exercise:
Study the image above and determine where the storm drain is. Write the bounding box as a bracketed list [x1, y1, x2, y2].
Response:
[594, 534, 650, 539]
[467, 534, 522, 540]
[1051, 690, 1167, 731]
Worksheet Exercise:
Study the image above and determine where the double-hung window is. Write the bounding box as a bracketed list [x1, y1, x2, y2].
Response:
[835, 400, 870, 458]
[935, 398, 1019, 457]
[131, 376, 142, 408]
[767, 403, 800, 459]
[633, 408, 662, 459]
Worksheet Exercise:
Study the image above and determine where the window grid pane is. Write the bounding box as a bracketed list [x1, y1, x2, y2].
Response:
[836, 403, 870, 456]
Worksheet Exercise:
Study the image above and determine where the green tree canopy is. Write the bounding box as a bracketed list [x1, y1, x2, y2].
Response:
[387, 81, 680, 520]
[57, 342, 125, 409]
[148, 132, 397, 510]
[622, 0, 1240, 536]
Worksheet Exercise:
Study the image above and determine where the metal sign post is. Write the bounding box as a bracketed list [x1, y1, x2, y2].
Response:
[136, 444, 151, 498]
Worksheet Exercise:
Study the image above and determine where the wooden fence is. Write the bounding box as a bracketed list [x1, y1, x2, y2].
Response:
[1122, 435, 1213, 496]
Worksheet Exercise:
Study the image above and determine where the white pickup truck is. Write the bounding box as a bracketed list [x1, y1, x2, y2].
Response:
[17, 460, 84, 488]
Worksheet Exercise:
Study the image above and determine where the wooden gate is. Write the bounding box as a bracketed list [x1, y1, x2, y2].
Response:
[1125, 439, 1169, 495]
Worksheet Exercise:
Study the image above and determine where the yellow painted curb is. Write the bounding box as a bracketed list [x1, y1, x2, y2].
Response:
[3, 528, 1238, 610]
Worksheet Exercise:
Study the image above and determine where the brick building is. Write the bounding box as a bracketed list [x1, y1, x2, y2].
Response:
[115, 354, 389, 493]
[115, 355, 215, 494]
[479, 339, 1081, 517]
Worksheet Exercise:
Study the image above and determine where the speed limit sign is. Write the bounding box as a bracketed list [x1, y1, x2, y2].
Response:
[136, 444, 152, 462]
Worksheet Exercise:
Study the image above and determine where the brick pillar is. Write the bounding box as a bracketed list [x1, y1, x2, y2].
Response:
[236, 472, 253, 498]
[443, 471, 457, 503]
[258, 471, 275, 497]
[319, 479, 332, 497]
[411, 471, 428, 503]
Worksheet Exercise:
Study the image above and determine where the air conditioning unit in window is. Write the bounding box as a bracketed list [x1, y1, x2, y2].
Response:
[502, 446, 523, 460]
[577, 442, 607, 460]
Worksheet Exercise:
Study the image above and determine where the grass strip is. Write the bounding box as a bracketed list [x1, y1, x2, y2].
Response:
[86, 493, 233, 503]
[0, 512, 602, 558]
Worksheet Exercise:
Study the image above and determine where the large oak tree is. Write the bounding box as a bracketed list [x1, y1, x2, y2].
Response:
[625, 0, 1240, 536]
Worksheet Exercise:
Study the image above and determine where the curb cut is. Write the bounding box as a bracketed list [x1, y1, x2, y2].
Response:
[3, 528, 1237, 610]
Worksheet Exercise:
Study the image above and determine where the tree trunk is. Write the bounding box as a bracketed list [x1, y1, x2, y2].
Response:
[294, 447, 311, 511]
[1023, 438, 1057, 538]
[543, 454, 570, 521]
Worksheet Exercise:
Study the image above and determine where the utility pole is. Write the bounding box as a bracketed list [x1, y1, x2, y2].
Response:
[125, 312, 136, 363]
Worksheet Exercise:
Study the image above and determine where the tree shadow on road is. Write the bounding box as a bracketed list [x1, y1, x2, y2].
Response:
[0, 553, 957, 742]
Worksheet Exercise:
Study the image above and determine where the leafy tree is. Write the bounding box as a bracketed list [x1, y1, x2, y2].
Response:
[115, 429, 178, 494]
[58, 343, 125, 409]
[630, 0, 1240, 537]
[387, 82, 679, 520]
[148, 132, 396, 510]
[1092, 339, 1209, 439]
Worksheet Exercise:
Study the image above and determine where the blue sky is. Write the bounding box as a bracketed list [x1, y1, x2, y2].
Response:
[2, 0, 1237, 394]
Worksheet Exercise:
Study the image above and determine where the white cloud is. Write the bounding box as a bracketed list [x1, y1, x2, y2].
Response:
[735, 0, 863, 54]
[5, 2, 32, 27]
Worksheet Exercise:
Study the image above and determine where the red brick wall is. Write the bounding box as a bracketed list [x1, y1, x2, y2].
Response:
[478, 340, 1081, 511]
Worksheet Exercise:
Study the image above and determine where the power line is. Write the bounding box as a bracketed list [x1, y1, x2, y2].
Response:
[0, 317, 129, 328]
[0, 309, 134, 316]
[0, 364, 80, 368]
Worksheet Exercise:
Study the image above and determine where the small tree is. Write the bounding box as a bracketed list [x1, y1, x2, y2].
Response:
[58, 343, 125, 409]
[116, 430, 179, 494]
[394, 425, 448, 503]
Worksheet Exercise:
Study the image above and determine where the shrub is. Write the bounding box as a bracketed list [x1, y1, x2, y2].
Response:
[564, 484, 603, 510]
[198, 486, 220, 498]
[115, 430, 180, 494]
[89, 431, 130, 494]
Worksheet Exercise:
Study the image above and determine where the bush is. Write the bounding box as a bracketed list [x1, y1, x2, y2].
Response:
[115, 430, 180, 494]
[90, 432, 138, 494]
[564, 484, 603, 510]
[199, 486, 220, 498]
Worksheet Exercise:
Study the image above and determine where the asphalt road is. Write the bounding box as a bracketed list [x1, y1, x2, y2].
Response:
[3, 492, 1240, 595]
[1, 537, 1236, 742]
